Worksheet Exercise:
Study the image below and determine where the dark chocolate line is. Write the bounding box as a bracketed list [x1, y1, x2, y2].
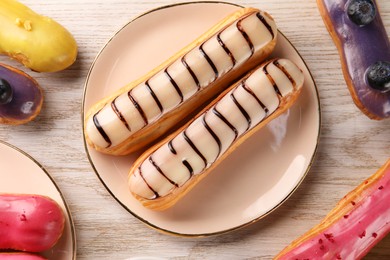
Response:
[149, 156, 178, 187]
[164, 68, 184, 102]
[237, 19, 255, 56]
[212, 107, 239, 141]
[181, 56, 201, 89]
[182, 160, 194, 176]
[230, 92, 251, 131]
[128, 90, 148, 126]
[111, 97, 130, 131]
[182, 130, 207, 168]
[93, 112, 112, 147]
[138, 166, 159, 199]
[263, 62, 282, 96]
[168, 140, 177, 155]
[241, 82, 269, 114]
[256, 12, 275, 39]
[145, 80, 163, 113]
[199, 43, 219, 81]
[273, 60, 297, 89]
[201, 114, 222, 159]
[216, 32, 236, 67]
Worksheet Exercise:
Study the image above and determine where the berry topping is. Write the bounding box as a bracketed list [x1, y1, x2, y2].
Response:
[347, 0, 376, 26]
[366, 61, 390, 93]
[324, 233, 335, 243]
[0, 78, 13, 105]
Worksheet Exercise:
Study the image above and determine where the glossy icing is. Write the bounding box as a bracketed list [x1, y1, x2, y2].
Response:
[0, 194, 64, 252]
[129, 59, 304, 200]
[277, 160, 390, 259]
[0, 64, 43, 124]
[86, 9, 277, 149]
[318, 0, 390, 119]
[0, 253, 47, 260]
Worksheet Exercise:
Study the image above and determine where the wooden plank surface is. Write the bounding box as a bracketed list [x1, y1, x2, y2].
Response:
[0, 0, 389, 259]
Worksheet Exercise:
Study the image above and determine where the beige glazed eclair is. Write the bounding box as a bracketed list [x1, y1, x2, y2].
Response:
[85, 7, 277, 155]
[128, 58, 305, 210]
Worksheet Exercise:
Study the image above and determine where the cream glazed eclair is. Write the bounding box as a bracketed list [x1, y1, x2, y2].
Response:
[85, 7, 278, 155]
[128, 58, 304, 210]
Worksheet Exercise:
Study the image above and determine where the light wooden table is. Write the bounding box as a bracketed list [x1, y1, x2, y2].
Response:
[1, 0, 389, 259]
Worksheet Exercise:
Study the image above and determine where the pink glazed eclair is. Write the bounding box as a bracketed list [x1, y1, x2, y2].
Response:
[275, 159, 390, 259]
[0, 253, 47, 260]
[0, 194, 65, 252]
[84, 7, 277, 155]
[128, 58, 304, 210]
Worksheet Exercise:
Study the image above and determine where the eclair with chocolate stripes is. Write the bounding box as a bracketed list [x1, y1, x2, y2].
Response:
[85, 7, 277, 155]
[128, 58, 304, 210]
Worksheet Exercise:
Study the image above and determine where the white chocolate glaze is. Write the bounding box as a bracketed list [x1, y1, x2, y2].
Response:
[129, 58, 304, 200]
[86, 10, 277, 149]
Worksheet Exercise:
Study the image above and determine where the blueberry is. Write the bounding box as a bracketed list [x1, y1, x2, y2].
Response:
[347, 0, 376, 26]
[0, 78, 13, 105]
[366, 61, 390, 93]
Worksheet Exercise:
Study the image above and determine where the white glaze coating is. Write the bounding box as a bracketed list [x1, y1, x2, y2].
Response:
[129, 59, 304, 199]
[86, 10, 276, 149]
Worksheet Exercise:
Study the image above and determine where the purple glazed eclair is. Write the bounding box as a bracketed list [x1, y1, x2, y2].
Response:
[317, 0, 390, 120]
[0, 63, 43, 125]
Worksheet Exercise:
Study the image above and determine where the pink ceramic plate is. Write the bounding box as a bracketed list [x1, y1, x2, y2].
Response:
[0, 141, 76, 259]
[82, 2, 320, 236]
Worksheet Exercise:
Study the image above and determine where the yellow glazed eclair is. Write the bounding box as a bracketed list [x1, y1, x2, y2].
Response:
[128, 58, 304, 210]
[85, 7, 277, 155]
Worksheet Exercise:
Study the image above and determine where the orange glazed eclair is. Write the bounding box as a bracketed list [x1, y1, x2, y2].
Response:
[128, 58, 304, 210]
[85, 7, 277, 155]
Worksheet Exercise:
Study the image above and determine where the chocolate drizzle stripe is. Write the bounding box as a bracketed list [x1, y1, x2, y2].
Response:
[230, 92, 251, 131]
[145, 80, 163, 113]
[93, 112, 112, 147]
[168, 140, 177, 155]
[111, 97, 130, 131]
[164, 68, 184, 102]
[263, 62, 282, 96]
[241, 82, 269, 115]
[273, 60, 297, 89]
[181, 56, 201, 89]
[182, 160, 194, 176]
[138, 166, 159, 199]
[256, 12, 275, 39]
[201, 114, 222, 159]
[237, 19, 255, 56]
[199, 43, 219, 81]
[149, 156, 178, 187]
[182, 130, 207, 168]
[216, 32, 236, 67]
[128, 90, 148, 126]
[212, 107, 239, 141]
